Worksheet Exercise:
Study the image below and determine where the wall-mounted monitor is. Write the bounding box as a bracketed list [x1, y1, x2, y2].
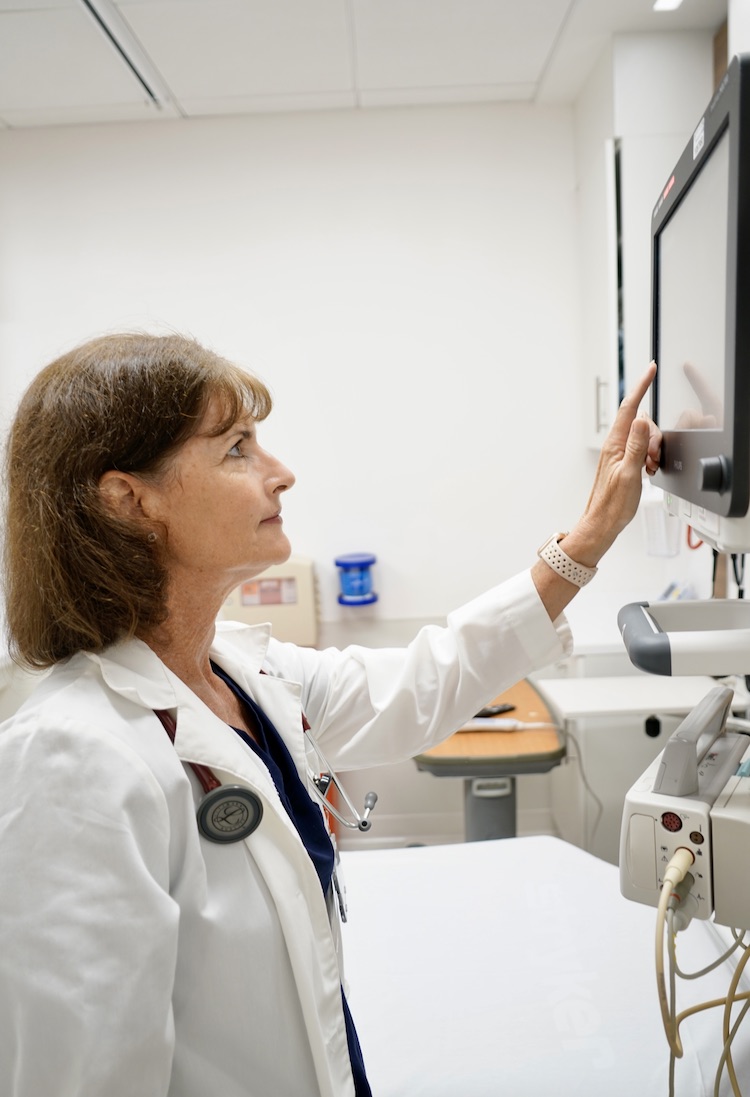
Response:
[651, 54, 750, 551]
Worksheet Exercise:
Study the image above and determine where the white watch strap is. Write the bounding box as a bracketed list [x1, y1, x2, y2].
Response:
[537, 532, 598, 588]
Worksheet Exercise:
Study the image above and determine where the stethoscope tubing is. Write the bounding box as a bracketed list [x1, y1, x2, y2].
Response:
[154, 708, 263, 843]
[154, 705, 377, 841]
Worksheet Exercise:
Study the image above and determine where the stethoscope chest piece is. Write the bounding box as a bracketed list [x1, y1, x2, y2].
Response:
[196, 785, 264, 843]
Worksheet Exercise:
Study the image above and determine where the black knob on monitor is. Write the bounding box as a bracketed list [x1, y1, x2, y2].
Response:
[699, 455, 731, 494]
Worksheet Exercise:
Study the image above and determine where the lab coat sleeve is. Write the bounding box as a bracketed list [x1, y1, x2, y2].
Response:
[0, 711, 179, 1097]
[268, 569, 572, 769]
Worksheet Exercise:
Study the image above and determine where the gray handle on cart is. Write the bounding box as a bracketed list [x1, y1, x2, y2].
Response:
[652, 685, 734, 796]
[617, 601, 672, 676]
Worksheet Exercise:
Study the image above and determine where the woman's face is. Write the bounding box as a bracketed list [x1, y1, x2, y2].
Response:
[142, 397, 295, 595]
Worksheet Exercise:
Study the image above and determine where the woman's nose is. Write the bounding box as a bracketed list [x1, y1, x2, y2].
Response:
[270, 455, 295, 493]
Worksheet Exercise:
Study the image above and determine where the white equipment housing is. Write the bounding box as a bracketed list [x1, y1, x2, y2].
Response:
[620, 684, 750, 927]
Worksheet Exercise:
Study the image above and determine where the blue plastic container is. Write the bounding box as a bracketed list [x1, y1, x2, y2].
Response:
[335, 553, 378, 605]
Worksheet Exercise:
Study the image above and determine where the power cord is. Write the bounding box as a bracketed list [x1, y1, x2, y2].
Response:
[655, 848, 696, 1058]
[719, 942, 750, 1095]
[655, 851, 750, 1097]
[669, 924, 748, 981]
[559, 727, 604, 849]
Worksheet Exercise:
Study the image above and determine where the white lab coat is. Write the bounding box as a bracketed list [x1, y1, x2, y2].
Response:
[0, 570, 571, 1097]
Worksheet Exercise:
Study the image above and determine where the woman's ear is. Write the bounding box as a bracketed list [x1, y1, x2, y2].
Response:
[98, 470, 148, 521]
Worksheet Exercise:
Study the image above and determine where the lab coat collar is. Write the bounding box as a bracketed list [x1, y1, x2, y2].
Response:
[84, 622, 302, 797]
[85, 620, 273, 712]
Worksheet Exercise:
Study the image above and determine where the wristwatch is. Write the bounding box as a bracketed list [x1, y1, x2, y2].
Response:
[537, 532, 598, 588]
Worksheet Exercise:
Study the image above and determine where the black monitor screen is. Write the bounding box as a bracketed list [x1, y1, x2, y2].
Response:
[651, 54, 750, 523]
[657, 127, 728, 433]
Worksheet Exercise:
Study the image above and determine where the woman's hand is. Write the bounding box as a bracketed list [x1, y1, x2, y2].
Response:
[569, 361, 661, 564]
[531, 362, 661, 621]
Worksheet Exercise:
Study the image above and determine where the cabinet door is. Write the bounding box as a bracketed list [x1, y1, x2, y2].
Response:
[579, 138, 620, 449]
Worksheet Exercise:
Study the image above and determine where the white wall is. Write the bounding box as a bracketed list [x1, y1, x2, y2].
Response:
[0, 93, 713, 639]
[614, 32, 715, 394]
[729, 0, 750, 56]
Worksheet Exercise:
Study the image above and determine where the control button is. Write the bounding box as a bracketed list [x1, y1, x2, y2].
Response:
[699, 455, 731, 494]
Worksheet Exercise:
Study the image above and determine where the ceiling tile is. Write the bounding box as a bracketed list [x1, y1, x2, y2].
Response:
[0, 1, 72, 10]
[0, 7, 161, 111]
[351, 0, 570, 91]
[120, 0, 354, 100]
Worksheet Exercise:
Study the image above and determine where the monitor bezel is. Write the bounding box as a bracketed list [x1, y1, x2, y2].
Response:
[651, 54, 750, 519]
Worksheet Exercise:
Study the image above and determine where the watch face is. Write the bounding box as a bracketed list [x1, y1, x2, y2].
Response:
[197, 785, 263, 843]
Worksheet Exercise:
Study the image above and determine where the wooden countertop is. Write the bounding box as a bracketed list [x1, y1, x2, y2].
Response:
[414, 678, 565, 777]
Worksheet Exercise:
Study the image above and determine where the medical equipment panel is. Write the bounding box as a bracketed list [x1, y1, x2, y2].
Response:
[619, 686, 749, 923]
[538, 674, 724, 865]
[712, 762, 750, 927]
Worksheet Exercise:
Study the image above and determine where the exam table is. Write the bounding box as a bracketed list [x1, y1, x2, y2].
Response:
[340, 836, 750, 1096]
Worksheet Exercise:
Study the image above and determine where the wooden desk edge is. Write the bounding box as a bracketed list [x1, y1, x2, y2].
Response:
[413, 679, 564, 772]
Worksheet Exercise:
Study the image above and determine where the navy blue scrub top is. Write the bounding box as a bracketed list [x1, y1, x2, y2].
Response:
[212, 663, 372, 1097]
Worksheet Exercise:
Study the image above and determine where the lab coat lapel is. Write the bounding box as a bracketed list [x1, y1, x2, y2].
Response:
[89, 631, 324, 892]
[159, 639, 348, 1095]
[210, 626, 309, 782]
[88, 635, 289, 816]
[87, 632, 353, 1097]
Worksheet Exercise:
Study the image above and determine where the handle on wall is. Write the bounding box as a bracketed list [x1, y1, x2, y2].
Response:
[595, 376, 610, 433]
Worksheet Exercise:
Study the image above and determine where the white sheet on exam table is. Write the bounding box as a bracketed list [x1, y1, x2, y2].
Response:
[340, 836, 750, 1097]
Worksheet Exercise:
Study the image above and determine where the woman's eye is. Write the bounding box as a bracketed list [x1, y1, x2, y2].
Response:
[227, 429, 254, 458]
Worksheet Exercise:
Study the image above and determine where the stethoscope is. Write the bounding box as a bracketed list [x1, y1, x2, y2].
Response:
[155, 709, 264, 842]
[154, 708, 378, 844]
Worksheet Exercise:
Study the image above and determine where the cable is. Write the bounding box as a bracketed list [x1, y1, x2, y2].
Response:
[655, 848, 696, 1057]
[561, 727, 604, 849]
[669, 920, 748, 980]
[675, 991, 750, 1027]
[666, 880, 698, 1095]
[665, 919, 750, 1096]
[687, 525, 704, 549]
[670, 918, 679, 1085]
[721, 940, 750, 1096]
[674, 989, 750, 1097]
[715, 997, 750, 1097]
[669, 982, 750, 1096]
[732, 553, 746, 599]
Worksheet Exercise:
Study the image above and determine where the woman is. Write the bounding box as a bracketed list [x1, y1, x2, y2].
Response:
[0, 334, 659, 1097]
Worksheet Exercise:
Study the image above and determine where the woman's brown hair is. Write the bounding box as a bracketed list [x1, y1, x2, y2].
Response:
[3, 333, 272, 669]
